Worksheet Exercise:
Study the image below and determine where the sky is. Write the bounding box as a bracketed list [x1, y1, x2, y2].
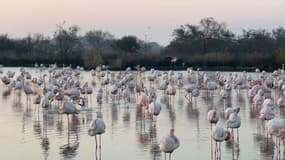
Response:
[0, 0, 285, 46]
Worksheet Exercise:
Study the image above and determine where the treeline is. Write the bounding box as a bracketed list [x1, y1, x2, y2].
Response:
[0, 24, 161, 69]
[163, 17, 285, 70]
[0, 18, 285, 70]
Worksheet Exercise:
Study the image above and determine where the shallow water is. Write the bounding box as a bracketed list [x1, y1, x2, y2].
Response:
[0, 68, 281, 160]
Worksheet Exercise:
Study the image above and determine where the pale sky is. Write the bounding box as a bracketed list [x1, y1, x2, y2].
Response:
[0, 0, 285, 45]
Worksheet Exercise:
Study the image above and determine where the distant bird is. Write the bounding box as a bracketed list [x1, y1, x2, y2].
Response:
[148, 101, 162, 124]
[208, 107, 219, 128]
[137, 92, 149, 108]
[259, 99, 275, 121]
[259, 98, 275, 140]
[82, 82, 93, 103]
[184, 84, 198, 102]
[33, 94, 41, 111]
[1, 76, 10, 86]
[207, 81, 218, 101]
[96, 88, 103, 104]
[160, 129, 180, 160]
[166, 82, 176, 107]
[225, 107, 240, 120]
[277, 95, 285, 117]
[41, 95, 51, 109]
[23, 82, 33, 105]
[253, 89, 264, 109]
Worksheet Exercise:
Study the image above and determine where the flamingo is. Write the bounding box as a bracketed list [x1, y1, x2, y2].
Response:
[253, 89, 264, 110]
[220, 89, 229, 110]
[208, 107, 219, 128]
[33, 94, 41, 112]
[160, 129, 180, 160]
[88, 114, 106, 159]
[166, 82, 176, 107]
[59, 101, 79, 147]
[207, 81, 218, 104]
[137, 92, 149, 108]
[226, 108, 241, 147]
[1, 76, 10, 86]
[184, 83, 198, 102]
[82, 82, 93, 104]
[268, 119, 285, 149]
[148, 87, 157, 103]
[96, 88, 103, 104]
[148, 101, 161, 124]
[259, 98, 275, 140]
[23, 82, 34, 105]
[225, 107, 240, 120]
[212, 125, 231, 160]
[137, 92, 149, 121]
[277, 94, 285, 117]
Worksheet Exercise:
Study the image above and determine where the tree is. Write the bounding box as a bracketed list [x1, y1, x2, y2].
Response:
[54, 24, 81, 64]
[85, 30, 114, 47]
[116, 36, 140, 53]
[0, 34, 14, 51]
[82, 48, 103, 69]
[273, 27, 285, 48]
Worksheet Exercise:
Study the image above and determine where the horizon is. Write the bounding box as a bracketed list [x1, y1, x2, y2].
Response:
[1, 0, 285, 46]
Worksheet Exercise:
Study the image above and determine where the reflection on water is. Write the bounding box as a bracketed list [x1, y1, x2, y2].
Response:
[0, 68, 284, 160]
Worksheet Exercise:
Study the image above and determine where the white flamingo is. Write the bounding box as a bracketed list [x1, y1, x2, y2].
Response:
[88, 114, 106, 159]
[212, 125, 231, 160]
[160, 129, 180, 160]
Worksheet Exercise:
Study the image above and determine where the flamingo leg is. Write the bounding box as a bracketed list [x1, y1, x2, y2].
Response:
[99, 135, 102, 149]
[95, 136, 98, 157]
[219, 142, 221, 160]
[215, 141, 217, 160]
[210, 124, 213, 160]
[100, 135, 102, 160]
[67, 115, 70, 146]
[237, 128, 239, 146]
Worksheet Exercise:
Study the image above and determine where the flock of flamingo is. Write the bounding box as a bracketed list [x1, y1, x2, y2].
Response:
[1, 64, 285, 160]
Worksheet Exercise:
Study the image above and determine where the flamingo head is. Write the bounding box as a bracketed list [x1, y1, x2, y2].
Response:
[170, 128, 175, 135]
[235, 107, 240, 113]
[225, 131, 231, 141]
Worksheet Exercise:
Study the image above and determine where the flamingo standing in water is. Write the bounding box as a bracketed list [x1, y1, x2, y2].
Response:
[33, 94, 41, 112]
[207, 81, 218, 105]
[148, 101, 161, 125]
[184, 83, 198, 102]
[253, 89, 264, 113]
[160, 128, 180, 160]
[96, 88, 103, 105]
[259, 98, 275, 140]
[166, 82, 176, 108]
[23, 82, 34, 106]
[277, 93, 285, 117]
[88, 114, 106, 160]
[208, 106, 220, 159]
[212, 125, 231, 160]
[137, 91, 149, 122]
[226, 108, 241, 148]
[267, 118, 285, 155]
[208, 107, 219, 129]
[59, 101, 79, 146]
